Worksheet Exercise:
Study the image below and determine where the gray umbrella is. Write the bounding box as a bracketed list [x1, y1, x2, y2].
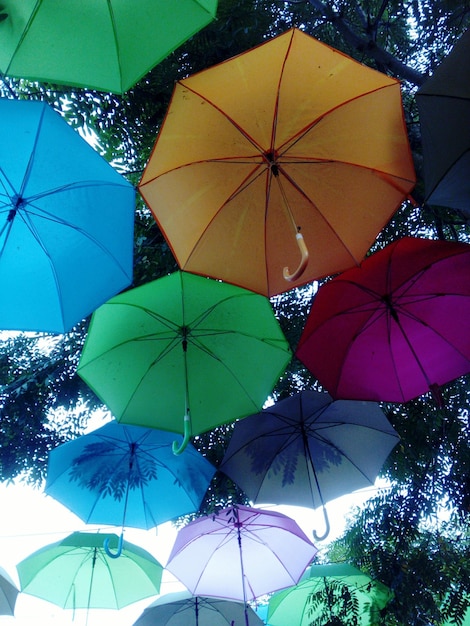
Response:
[0, 566, 18, 616]
[416, 28, 470, 216]
[133, 591, 263, 626]
[220, 390, 399, 540]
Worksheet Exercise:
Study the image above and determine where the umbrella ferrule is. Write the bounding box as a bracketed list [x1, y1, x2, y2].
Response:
[264, 150, 279, 176]
[381, 294, 399, 322]
[11, 194, 27, 214]
[179, 325, 189, 351]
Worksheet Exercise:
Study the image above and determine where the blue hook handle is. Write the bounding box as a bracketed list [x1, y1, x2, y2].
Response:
[103, 533, 123, 559]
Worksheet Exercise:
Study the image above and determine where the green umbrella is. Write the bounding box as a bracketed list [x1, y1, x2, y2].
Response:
[443, 610, 470, 626]
[0, 0, 218, 93]
[267, 563, 393, 626]
[17, 531, 162, 612]
[442, 596, 470, 626]
[78, 271, 291, 454]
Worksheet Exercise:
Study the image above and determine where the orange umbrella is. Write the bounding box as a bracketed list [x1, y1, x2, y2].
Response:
[139, 28, 416, 297]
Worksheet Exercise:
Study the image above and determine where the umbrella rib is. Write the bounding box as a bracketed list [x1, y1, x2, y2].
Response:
[275, 82, 399, 156]
[308, 428, 384, 485]
[272, 167, 358, 267]
[237, 525, 303, 589]
[25, 179, 131, 204]
[3, 2, 40, 75]
[269, 28, 294, 154]
[12, 195, 132, 278]
[0, 165, 18, 202]
[425, 148, 469, 201]
[186, 333, 264, 409]
[106, 0, 124, 93]
[176, 81, 267, 155]
[394, 294, 470, 363]
[183, 163, 270, 270]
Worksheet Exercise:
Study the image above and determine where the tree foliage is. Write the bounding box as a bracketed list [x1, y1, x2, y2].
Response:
[1, 1, 470, 623]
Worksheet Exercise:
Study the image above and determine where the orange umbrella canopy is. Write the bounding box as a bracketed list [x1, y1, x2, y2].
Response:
[139, 28, 416, 297]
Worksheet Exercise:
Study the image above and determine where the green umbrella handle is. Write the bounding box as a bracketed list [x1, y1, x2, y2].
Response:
[103, 532, 124, 558]
[172, 414, 191, 455]
[283, 232, 309, 282]
[313, 505, 331, 542]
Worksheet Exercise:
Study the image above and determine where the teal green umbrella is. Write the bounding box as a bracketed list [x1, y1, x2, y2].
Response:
[443, 610, 470, 626]
[78, 271, 291, 454]
[267, 563, 393, 626]
[17, 532, 162, 611]
[0, 0, 218, 93]
[442, 595, 470, 626]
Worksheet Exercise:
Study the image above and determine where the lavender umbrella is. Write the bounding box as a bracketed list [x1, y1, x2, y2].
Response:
[166, 505, 318, 626]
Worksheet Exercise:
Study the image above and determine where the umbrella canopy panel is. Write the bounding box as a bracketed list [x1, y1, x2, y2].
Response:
[296, 237, 470, 403]
[45, 421, 216, 529]
[133, 591, 264, 626]
[268, 563, 393, 626]
[0, 99, 134, 333]
[78, 271, 291, 441]
[166, 505, 318, 602]
[139, 27, 416, 297]
[0, 0, 218, 93]
[416, 28, 470, 215]
[0, 566, 18, 616]
[219, 390, 399, 509]
[17, 531, 162, 609]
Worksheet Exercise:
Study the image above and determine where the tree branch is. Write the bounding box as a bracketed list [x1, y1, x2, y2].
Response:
[306, 0, 426, 86]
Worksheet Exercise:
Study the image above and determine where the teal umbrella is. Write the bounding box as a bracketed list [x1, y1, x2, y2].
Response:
[267, 563, 393, 626]
[0, 0, 218, 93]
[17, 531, 162, 613]
[78, 271, 292, 454]
[0, 98, 134, 333]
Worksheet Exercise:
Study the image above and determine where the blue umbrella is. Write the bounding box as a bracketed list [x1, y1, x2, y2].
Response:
[0, 98, 135, 333]
[45, 421, 216, 556]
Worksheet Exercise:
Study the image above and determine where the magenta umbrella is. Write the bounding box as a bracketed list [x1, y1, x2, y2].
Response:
[296, 237, 470, 405]
[166, 505, 318, 626]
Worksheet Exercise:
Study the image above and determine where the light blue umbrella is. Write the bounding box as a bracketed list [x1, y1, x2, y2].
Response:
[45, 421, 215, 556]
[0, 98, 134, 333]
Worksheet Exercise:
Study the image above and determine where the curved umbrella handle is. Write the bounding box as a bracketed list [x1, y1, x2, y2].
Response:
[312, 505, 331, 542]
[172, 414, 191, 456]
[103, 533, 124, 559]
[283, 232, 309, 282]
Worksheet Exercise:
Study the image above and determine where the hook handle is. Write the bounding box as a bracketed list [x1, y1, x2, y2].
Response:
[312, 505, 331, 542]
[172, 414, 191, 455]
[103, 533, 124, 559]
[283, 232, 309, 282]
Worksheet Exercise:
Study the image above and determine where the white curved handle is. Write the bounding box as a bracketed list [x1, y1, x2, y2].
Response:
[283, 232, 309, 282]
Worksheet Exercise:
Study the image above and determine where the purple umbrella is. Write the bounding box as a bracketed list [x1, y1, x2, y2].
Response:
[166, 505, 318, 626]
[219, 391, 399, 540]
